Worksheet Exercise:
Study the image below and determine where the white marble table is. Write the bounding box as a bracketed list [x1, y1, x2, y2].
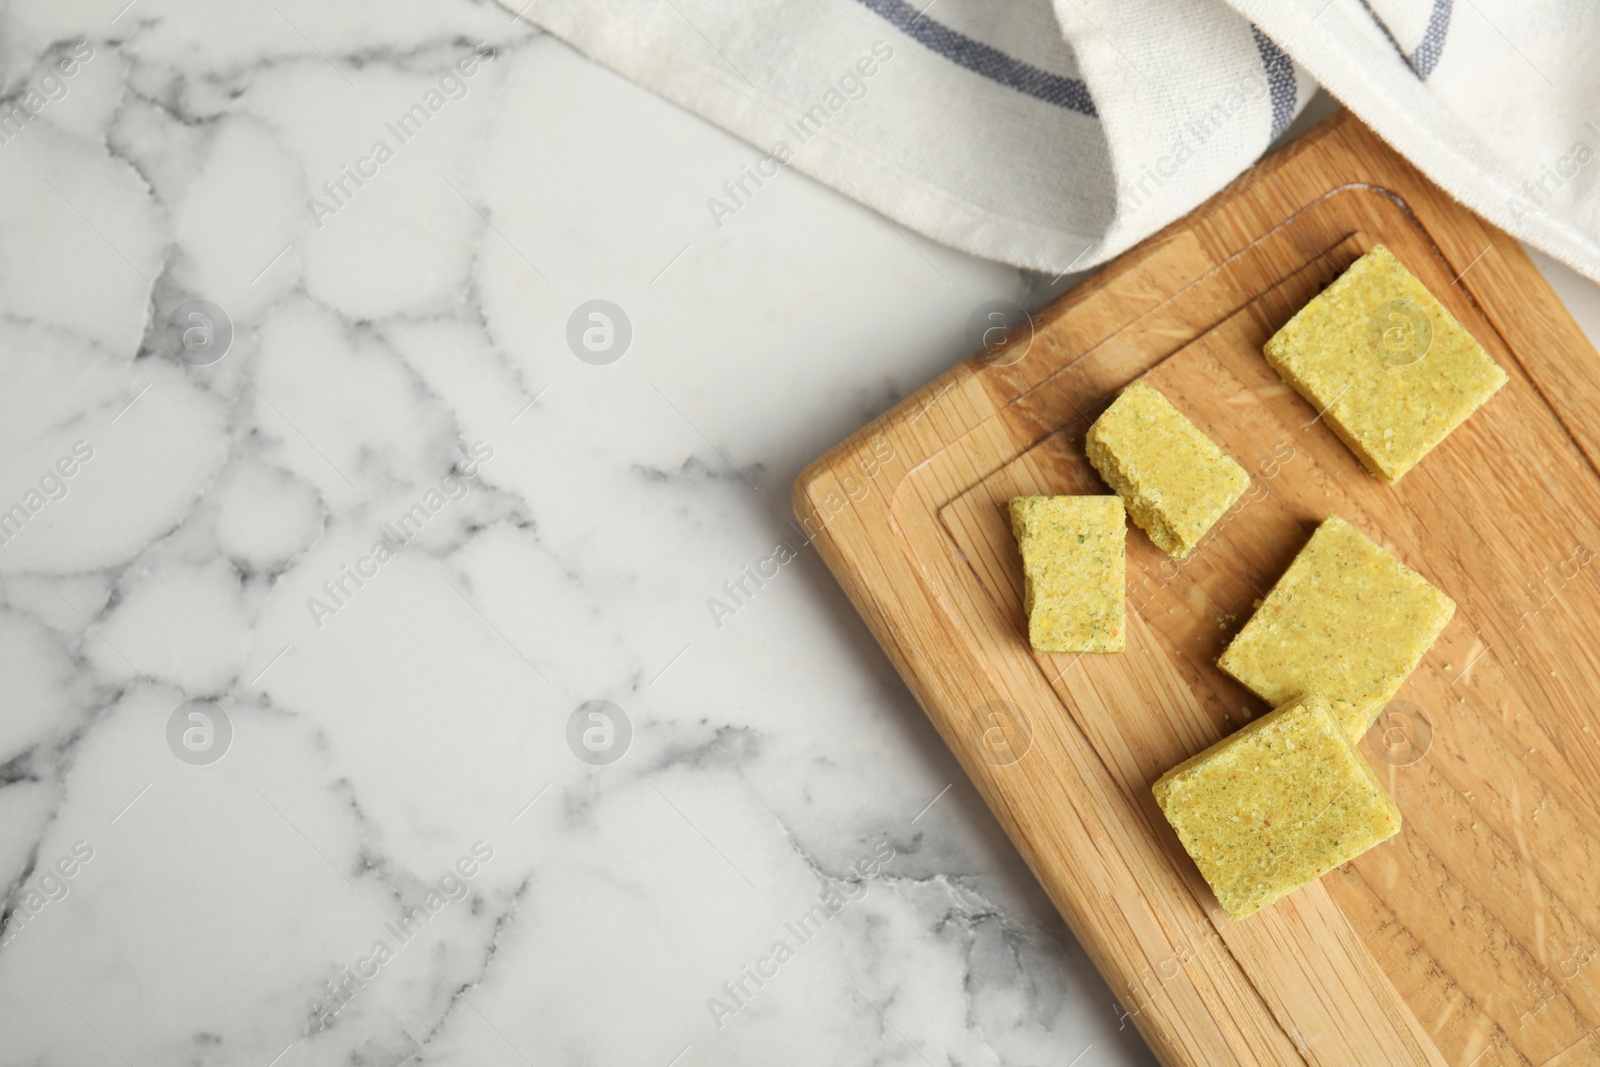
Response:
[2, 5, 1597, 1065]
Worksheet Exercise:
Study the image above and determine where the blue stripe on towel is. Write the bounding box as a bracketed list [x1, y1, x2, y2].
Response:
[1250, 24, 1296, 140]
[1359, 0, 1453, 79]
[1409, 0, 1452, 78]
[855, 0, 1097, 116]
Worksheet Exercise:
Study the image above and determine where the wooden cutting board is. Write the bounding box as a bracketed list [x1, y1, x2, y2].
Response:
[794, 111, 1600, 1067]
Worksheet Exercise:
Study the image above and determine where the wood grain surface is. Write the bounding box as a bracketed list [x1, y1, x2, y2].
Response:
[793, 111, 1600, 1067]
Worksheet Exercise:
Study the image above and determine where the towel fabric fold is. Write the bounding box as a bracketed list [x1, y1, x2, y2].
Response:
[511, 0, 1600, 282]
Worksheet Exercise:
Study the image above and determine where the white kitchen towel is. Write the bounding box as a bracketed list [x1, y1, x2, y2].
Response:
[508, 0, 1600, 282]
[1229, 1, 1600, 282]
